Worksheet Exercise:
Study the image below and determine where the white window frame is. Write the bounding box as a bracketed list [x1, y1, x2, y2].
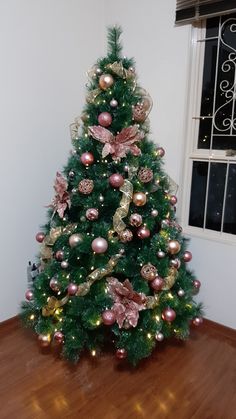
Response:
[180, 18, 236, 246]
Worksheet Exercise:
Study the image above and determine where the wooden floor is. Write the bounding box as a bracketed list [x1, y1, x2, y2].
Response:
[0, 319, 236, 419]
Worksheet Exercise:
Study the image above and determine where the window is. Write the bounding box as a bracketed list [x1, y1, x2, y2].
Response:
[181, 13, 236, 243]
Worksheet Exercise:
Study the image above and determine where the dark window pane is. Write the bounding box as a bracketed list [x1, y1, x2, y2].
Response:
[206, 16, 219, 39]
[212, 135, 236, 150]
[189, 161, 208, 228]
[223, 164, 236, 234]
[206, 163, 227, 231]
[199, 39, 217, 118]
[198, 117, 212, 149]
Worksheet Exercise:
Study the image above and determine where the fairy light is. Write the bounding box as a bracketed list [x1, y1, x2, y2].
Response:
[147, 333, 152, 339]
[96, 320, 101, 326]
[155, 315, 160, 322]
[168, 293, 174, 299]
[91, 349, 96, 357]
[59, 318, 63, 322]
[29, 314, 35, 320]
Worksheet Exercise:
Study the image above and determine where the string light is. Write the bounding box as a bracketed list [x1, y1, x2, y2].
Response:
[96, 320, 101, 326]
[29, 314, 35, 320]
[91, 349, 96, 357]
[147, 333, 152, 339]
[155, 315, 160, 321]
[168, 293, 174, 299]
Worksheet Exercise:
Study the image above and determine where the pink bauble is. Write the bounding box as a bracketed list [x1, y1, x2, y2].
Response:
[156, 147, 165, 157]
[109, 173, 124, 188]
[68, 283, 78, 295]
[80, 152, 94, 166]
[192, 317, 203, 326]
[151, 209, 158, 217]
[119, 229, 133, 243]
[102, 310, 116, 325]
[150, 276, 164, 291]
[129, 213, 142, 227]
[91, 237, 108, 254]
[193, 279, 201, 289]
[155, 332, 164, 342]
[69, 233, 83, 248]
[50, 277, 60, 292]
[99, 74, 114, 90]
[98, 112, 112, 127]
[61, 260, 69, 269]
[169, 195, 177, 205]
[162, 307, 176, 322]
[183, 251, 192, 262]
[116, 348, 127, 360]
[167, 240, 181, 255]
[25, 290, 34, 301]
[178, 289, 185, 297]
[137, 226, 150, 239]
[36, 232, 45, 243]
[55, 250, 64, 261]
[157, 250, 166, 259]
[86, 208, 99, 221]
[54, 331, 64, 343]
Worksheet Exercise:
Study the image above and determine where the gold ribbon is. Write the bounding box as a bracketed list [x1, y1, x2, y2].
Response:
[162, 267, 178, 290]
[113, 179, 133, 234]
[40, 224, 77, 265]
[105, 62, 135, 80]
[86, 88, 101, 104]
[69, 117, 80, 141]
[42, 295, 69, 317]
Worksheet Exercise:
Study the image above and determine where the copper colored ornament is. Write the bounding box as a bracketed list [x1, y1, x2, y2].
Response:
[50, 277, 60, 292]
[192, 317, 203, 326]
[167, 240, 181, 255]
[138, 167, 154, 183]
[36, 232, 45, 243]
[54, 331, 64, 344]
[157, 250, 166, 259]
[86, 208, 99, 221]
[38, 334, 51, 348]
[156, 147, 165, 157]
[119, 229, 133, 243]
[155, 332, 164, 342]
[55, 250, 64, 261]
[129, 213, 142, 227]
[141, 263, 157, 281]
[193, 279, 201, 289]
[78, 179, 94, 194]
[68, 283, 78, 295]
[137, 225, 150, 239]
[133, 104, 147, 123]
[99, 74, 114, 90]
[183, 251, 192, 262]
[98, 112, 112, 127]
[116, 348, 127, 360]
[102, 310, 116, 325]
[169, 195, 177, 206]
[150, 276, 164, 291]
[162, 307, 176, 322]
[133, 192, 147, 207]
[109, 173, 124, 188]
[61, 260, 69, 269]
[91, 237, 108, 254]
[170, 258, 181, 269]
[80, 152, 94, 166]
[25, 290, 34, 301]
[69, 233, 83, 248]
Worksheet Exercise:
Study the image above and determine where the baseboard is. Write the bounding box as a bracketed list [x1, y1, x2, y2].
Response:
[0, 315, 20, 333]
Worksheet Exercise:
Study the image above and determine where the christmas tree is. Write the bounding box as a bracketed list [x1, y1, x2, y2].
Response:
[21, 27, 203, 365]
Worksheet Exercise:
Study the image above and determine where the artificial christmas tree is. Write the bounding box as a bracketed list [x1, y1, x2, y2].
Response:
[21, 27, 203, 365]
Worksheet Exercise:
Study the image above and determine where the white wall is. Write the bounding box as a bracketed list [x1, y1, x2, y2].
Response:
[0, 0, 106, 321]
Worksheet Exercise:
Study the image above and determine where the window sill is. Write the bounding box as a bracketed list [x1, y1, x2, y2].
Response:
[181, 224, 236, 246]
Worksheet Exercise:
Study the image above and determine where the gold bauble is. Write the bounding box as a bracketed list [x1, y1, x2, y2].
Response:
[132, 192, 147, 207]
[99, 74, 114, 90]
[167, 240, 181, 255]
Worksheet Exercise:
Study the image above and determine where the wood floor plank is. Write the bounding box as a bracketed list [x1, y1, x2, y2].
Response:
[0, 321, 236, 419]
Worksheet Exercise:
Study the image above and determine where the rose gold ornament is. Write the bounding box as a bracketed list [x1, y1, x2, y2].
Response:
[69, 233, 83, 248]
[151, 209, 158, 217]
[157, 250, 166, 258]
[169, 195, 177, 206]
[155, 332, 164, 342]
[78, 179, 94, 194]
[55, 250, 64, 261]
[119, 229, 133, 243]
[109, 173, 124, 188]
[98, 112, 112, 127]
[138, 167, 154, 183]
[99, 74, 114, 90]
[178, 289, 185, 297]
[162, 307, 176, 322]
[116, 348, 127, 360]
[36, 232, 45, 243]
[102, 310, 116, 325]
[38, 334, 51, 348]
[167, 240, 181, 255]
[25, 290, 34, 301]
[81, 112, 89, 123]
[193, 279, 201, 290]
[110, 98, 118, 107]
[150, 276, 164, 291]
[141, 263, 157, 281]
[156, 147, 165, 157]
[68, 283, 78, 295]
[192, 317, 203, 326]
[61, 260, 69, 269]
[137, 226, 150, 239]
[129, 213, 142, 227]
[50, 277, 60, 292]
[91, 237, 108, 254]
[170, 258, 181, 269]
[133, 192, 147, 207]
[80, 152, 94, 166]
[183, 251, 192, 262]
[86, 208, 99, 221]
[54, 331, 64, 344]
[133, 104, 147, 123]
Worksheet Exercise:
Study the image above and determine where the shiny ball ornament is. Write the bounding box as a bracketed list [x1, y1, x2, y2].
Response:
[54, 331, 64, 344]
[137, 226, 151, 239]
[81, 112, 89, 123]
[167, 240, 181, 255]
[72, 187, 77, 194]
[142, 97, 152, 111]
[86, 208, 99, 221]
[71, 148, 77, 156]
[98, 194, 104, 203]
[157, 250, 166, 259]
[116, 348, 127, 360]
[61, 260, 69, 269]
[99, 74, 114, 90]
[119, 229, 133, 243]
[98, 112, 112, 127]
[95, 67, 102, 75]
[80, 216, 86, 222]
[110, 98, 118, 107]
[68, 283, 78, 295]
[55, 250, 64, 261]
[68, 170, 75, 178]
[156, 147, 165, 157]
[91, 237, 108, 254]
[193, 279, 201, 290]
[50, 277, 60, 292]
[141, 263, 157, 281]
[162, 307, 176, 322]
[133, 192, 147, 207]
[78, 179, 94, 194]
[183, 251, 192, 262]
[124, 164, 129, 172]
[36, 232, 45, 243]
[192, 317, 203, 326]
[69, 233, 83, 248]
[138, 167, 154, 183]
[25, 290, 34, 301]
[151, 209, 158, 217]
[102, 310, 116, 325]
[170, 258, 181, 269]
[38, 334, 51, 348]
[169, 195, 177, 206]
[129, 213, 142, 227]
[178, 289, 185, 297]
[150, 276, 164, 291]
[155, 332, 164, 342]
[80, 152, 94, 166]
[109, 173, 124, 188]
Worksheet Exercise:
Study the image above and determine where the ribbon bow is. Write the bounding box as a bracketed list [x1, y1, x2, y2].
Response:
[88, 124, 144, 160]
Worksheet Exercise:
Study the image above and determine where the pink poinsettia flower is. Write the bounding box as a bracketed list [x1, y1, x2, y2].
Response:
[47, 172, 71, 218]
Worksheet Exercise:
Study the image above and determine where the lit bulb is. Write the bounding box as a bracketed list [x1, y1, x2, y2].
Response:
[147, 333, 152, 339]
[91, 350, 96, 357]
[30, 314, 35, 320]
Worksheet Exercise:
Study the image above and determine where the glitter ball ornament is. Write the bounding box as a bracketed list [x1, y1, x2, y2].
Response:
[91, 237, 108, 254]
[192, 317, 203, 326]
[54, 331, 64, 344]
[80, 152, 94, 166]
[25, 290, 34, 301]
[133, 104, 147, 123]
[116, 348, 127, 360]
[138, 167, 154, 183]
[155, 332, 164, 342]
[150, 276, 164, 291]
[162, 307, 176, 322]
[69, 233, 83, 248]
[137, 226, 150, 239]
[183, 251, 192, 262]
[178, 289, 185, 297]
[38, 334, 51, 348]
[102, 310, 116, 325]
[78, 179, 94, 194]
[55, 250, 64, 261]
[141, 263, 157, 281]
[68, 283, 78, 295]
[36, 232, 45, 243]
[129, 213, 142, 227]
[193, 279, 201, 290]
[98, 112, 112, 127]
[61, 260, 69, 269]
[156, 147, 165, 157]
[50, 277, 60, 292]
[86, 208, 99, 221]
[110, 98, 118, 107]
[169, 195, 177, 206]
[167, 240, 181, 255]
[119, 229, 133, 243]
[133, 192, 147, 206]
[109, 173, 124, 188]
[157, 250, 166, 259]
[99, 74, 114, 90]
[151, 209, 158, 217]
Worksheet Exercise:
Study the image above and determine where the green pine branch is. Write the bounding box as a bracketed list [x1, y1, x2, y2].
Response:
[107, 25, 123, 60]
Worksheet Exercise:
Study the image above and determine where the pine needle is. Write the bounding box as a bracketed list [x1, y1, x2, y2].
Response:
[107, 25, 123, 60]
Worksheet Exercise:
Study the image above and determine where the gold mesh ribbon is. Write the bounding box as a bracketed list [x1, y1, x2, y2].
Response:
[113, 179, 133, 234]
[69, 117, 80, 141]
[105, 62, 135, 80]
[40, 224, 77, 265]
[162, 267, 178, 290]
[86, 88, 101, 104]
[42, 295, 69, 317]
